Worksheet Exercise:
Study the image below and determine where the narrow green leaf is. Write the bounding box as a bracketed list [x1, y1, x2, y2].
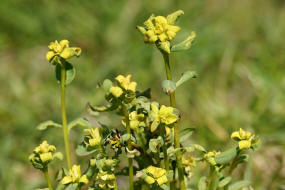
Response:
[171, 31, 196, 52]
[68, 117, 92, 132]
[53, 152, 64, 160]
[75, 144, 98, 156]
[37, 120, 62, 131]
[179, 128, 195, 142]
[55, 61, 76, 85]
[162, 80, 176, 94]
[86, 102, 115, 114]
[219, 177, 232, 187]
[176, 71, 197, 88]
[198, 176, 207, 190]
[215, 147, 237, 165]
[229, 180, 251, 190]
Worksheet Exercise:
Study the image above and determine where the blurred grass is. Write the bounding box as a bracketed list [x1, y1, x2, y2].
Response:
[0, 0, 285, 189]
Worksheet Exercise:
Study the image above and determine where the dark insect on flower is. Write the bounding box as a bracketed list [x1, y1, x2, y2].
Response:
[105, 129, 122, 154]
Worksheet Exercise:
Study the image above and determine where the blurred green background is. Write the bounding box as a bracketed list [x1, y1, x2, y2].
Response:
[0, 0, 285, 189]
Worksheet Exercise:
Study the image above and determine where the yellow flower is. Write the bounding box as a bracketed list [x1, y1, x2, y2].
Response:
[231, 128, 258, 150]
[46, 40, 81, 62]
[62, 165, 89, 185]
[129, 111, 145, 130]
[151, 104, 178, 125]
[115, 74, 137, 92]
[33, 140, 56, 163]
[109, 86, 123, 98]
[84, 128, 102, 147]
[97, 171, 116, 188]
[204, 151, 220, 166]
[144, 166, 168, 186]
[138, 11, 183, 44]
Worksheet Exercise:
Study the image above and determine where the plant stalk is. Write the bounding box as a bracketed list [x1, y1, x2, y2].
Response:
[43, 167, 53, 190]
[160, 127, 171, 188]
[162, 52, 186, 190]
[123, 105, 134, 190]
[61, 66, 72, 169]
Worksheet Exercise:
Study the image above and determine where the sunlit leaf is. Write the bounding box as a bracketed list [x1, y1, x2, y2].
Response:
[229, 180, 251, 190]
[37, 120, 62, 131]
[215, 147, 237, 165]
[162, 80, 176, 95]
[176, 71, 197, 88]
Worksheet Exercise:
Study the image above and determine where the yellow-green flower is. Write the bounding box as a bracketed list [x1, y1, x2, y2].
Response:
[182, 155, 196, 172]
[109, 86, 123, 98]
[115, 74, 137, 92]
[84, 128, 102, 148]
[62, 165, 89, 185]
[204, 151, 220, 166]
[46, 40, 81, 62]
[231, 128, 258, 150]
[143, 166, 168, 186]
[97, 171, 116, 189]
[151, 103, 179, 125]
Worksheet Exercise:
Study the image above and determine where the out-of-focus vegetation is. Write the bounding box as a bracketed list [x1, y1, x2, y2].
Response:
[0, 0, 285, 189]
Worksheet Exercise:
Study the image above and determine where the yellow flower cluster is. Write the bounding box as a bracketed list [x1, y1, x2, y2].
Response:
[182, 155, 196, 174]
[108, 75, 137, 98]
[46, 40, 81, 62]
[62, 165, 88, 185]
[84, 128, 102, 148]
[143, 166, 168, 186]
[151, 104, 179, 125]
[33, 140, 56, 163]
[204, 151, 220, 166]
[231, 128, 258, 150]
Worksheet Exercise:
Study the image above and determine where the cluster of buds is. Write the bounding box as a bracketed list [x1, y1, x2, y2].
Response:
[231, 128, 259, 150]
[182, 154, 196, 176]
[29, 141, 57, 170]
[61, 165, 89, 186]
[137, 165, 169, 186]
[46, 40, 81, 64]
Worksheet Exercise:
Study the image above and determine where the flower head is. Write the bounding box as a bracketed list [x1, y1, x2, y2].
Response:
[62, 165, 89, 185]
[128, 111, 145, 130]
[109, 86, 123, 98]
[46, 40, 81, 63]
[97, 171, 116, 189]
[115, 74, 137, 92]
[231, 128, 259, 150]
[84, 128, 102, 148]
[29, 141, 57, 170]
[151, 103, 179, 126]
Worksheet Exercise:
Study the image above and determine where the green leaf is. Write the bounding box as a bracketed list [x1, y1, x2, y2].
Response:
[215, 147, 237, 165]
[219, 177, 232, 187]
[198, 176, 207, 190]
[53, 152, 63, 160]
[162, 80, 176, 94]
[65, 184, 78, 190]
[68, 117, 92, 132]
[229, 180, 251, 190]
[171, 31, 196, 52]
[176, 71, 197, 88]
[55, 61, 76, 85]
[166, 10, 184, 24]
[179, 128, 195, 142]
[209, 172, 219, 190]
[86, 102, 115, 114]
[102, 79, 113, 92]
[37, 120, 62, 131]
[75, 144, 98, 156]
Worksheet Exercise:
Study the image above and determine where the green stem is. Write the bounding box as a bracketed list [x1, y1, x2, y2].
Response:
[162, 52, 186, 190]
[225, 151, 240, 190]
[61, 66, 72, 169]
[43, 167, 53, 190]
[123, 105, 134, 190]
[114, 179, 118, 190]
[160, 127, 171, 188]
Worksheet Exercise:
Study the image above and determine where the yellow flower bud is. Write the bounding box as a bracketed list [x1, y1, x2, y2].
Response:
[46, 51, 55, 61]
[157, 175, 168, 186]
[40, 152, 53, 163]
[109, 86, 123, 97]
[238, 140, 251, 150]
[144, 176, 155, 184]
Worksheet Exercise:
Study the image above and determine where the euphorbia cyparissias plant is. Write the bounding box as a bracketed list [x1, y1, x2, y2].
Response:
[29, 10, 259, 190]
